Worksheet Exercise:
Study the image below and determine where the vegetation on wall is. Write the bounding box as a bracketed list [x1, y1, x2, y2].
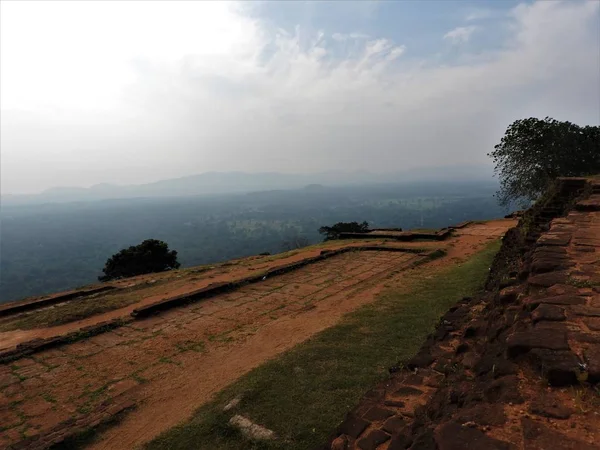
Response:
[489, 117, 600, 206]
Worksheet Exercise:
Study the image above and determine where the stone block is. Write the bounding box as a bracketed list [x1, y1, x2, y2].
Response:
[506, 328, 570, 357]
[357, 429, 390, 450]
[583, 347, 600, 384]
[531, 304, 566, 323]
[528, 271, 569, 288]
[523, 295, 586, 310]
[483, 375, 524, 404]
[382, 415, 405, 435]
[528, 349, 580, 386]
[362, 406, 394, 422]
[337, 413, 370, 439]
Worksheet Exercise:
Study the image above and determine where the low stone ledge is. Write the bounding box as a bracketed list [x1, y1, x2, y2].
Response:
[0, 286, 117, 318]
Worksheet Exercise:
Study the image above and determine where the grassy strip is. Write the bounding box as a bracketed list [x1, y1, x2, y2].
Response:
[146, 240, 501, 450]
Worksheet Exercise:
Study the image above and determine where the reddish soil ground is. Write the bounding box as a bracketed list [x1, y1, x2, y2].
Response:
[0, 220, 513, 352]
[0, 240, 422, 351]
[0, 220, 514, 450]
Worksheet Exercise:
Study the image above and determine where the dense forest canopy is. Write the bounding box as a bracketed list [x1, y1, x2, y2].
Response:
[0, 181, 505, 303]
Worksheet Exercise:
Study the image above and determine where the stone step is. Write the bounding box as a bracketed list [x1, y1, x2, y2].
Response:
[575, 198, 600, 212]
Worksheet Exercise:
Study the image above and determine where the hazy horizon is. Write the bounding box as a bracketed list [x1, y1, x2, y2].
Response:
[0, 180, 506, 303]
[2, 1, 599, 195]
[2, 164, 496, 197]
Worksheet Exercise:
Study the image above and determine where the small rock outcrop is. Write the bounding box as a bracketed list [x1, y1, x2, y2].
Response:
[229, 414, 276, 441]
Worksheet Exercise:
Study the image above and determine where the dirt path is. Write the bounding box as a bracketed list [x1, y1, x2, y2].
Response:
[0, 220, 515, 450]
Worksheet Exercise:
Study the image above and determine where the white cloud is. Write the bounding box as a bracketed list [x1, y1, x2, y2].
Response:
[465, 8, 495, 21]
[0, 1, 262, 112]
[1, 1, 599, 194]
[443, 26, 479, 43]
[332, 32, 370, 41]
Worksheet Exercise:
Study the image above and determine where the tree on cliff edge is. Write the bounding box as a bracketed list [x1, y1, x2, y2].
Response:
[99, 239, 180, 281]
[489, 117, 600, 207]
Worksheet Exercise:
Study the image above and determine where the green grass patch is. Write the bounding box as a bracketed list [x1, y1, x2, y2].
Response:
[146, 240, 501, 450]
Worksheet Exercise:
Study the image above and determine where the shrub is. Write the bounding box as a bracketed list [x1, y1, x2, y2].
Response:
[489, 117, 600, 207]
[99, 239, 180, 281]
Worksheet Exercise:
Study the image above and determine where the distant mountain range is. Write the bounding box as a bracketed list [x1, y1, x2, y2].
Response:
[2, 165, 496, 206]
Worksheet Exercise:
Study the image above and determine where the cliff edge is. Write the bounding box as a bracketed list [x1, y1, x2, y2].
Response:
[325, 176, 600, 450]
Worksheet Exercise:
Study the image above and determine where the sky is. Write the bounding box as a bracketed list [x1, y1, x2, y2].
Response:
[1, 0, 599, 195]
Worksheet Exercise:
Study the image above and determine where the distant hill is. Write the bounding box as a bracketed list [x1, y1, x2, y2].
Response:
[303, 184, 326, 191]
[2, 165, 495, 206]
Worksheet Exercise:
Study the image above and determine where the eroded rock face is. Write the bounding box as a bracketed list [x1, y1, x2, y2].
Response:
[323, 178, 600, 450]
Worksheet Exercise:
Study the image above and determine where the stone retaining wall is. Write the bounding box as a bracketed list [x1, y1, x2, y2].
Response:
[0, 246, 431, 364]
[339, 229, 452, 242]
[131, 246, 427, 318]
[323, 177, 600, 450]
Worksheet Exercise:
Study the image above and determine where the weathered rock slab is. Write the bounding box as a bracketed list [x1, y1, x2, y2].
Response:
[337, 413, 370, 439]
[506, 329, 570, 357]
[524, 295, 586, 310]
[583, 347, 600, 384]
[229, 415, 275, 441]
[528, 271, 570, 287]
[528, 349, 580, 386]
[531, 304, 566, 323]
[357, 429, 390, 450]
